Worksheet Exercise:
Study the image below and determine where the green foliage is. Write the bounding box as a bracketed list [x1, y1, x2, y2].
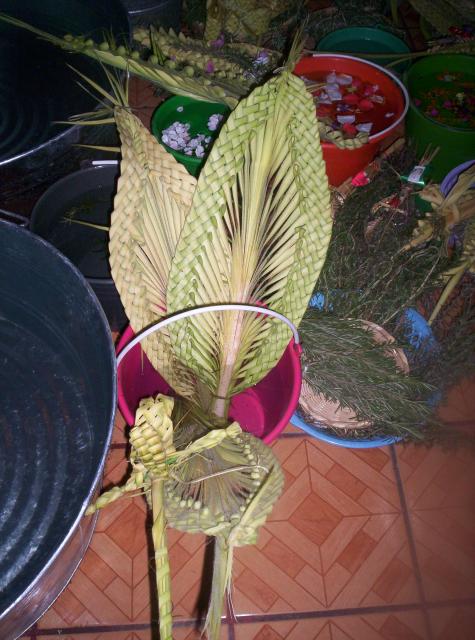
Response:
[299, 310, 436, 440]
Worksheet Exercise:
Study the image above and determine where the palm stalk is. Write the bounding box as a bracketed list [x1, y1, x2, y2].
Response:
[0, 13, 242, 106]
[164, 419, 284, 640]
[206, 537, 232, 640]
[87, 395, 176, 640]
[151, 478, 172, 640]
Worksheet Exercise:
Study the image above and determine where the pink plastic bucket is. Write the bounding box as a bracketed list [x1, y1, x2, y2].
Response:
[116, 325, 302, 443]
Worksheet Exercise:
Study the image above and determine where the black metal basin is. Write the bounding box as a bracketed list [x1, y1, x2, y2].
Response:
[0, 221, 117, 638]
[0, 0, 129, 209]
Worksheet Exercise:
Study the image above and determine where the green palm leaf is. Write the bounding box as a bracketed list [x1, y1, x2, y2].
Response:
[166, 70, 332, 417]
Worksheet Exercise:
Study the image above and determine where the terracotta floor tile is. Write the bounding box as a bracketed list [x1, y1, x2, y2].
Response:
[111, 409, 129, 445]
[128, 76, 162, 130]
[410, 508, 475, 601]
[234, 619, 330, 640]
[234, 611, 429, 640]
[307, 441, 400, 512]
[430, 604, 475, 640]
[395, 443, 475, 510]
[436, 376, 475, 425]
[36, 634, 133, 640]
[172, 623, 228, 639]
[334, 610, 429, 639]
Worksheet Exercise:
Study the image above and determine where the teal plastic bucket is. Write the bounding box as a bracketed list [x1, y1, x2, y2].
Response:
[151, 96, 229, 176]
[404, 54, 475, 182]
[317, 27, 410, 71]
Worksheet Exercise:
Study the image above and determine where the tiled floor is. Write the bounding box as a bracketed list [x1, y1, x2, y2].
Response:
[21, 376, 475, 640]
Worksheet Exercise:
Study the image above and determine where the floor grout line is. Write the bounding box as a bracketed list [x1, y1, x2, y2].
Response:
[389, 445, 434, 640]
[28, 598, 475, 636]
[279, 430, 307, 438]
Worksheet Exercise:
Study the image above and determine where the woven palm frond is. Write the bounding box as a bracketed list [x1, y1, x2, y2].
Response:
[63, 68, 197, 393]
[0, 13, 241, 107]
[205, 0, 293, 42]
[167, 69, 332, 418]
[87, 395, 176, 640]
[429, 219, 475, 324]
[164, 421, 284, 639]
[110, 105, 198, 397]
[409, 0, 467, 34]
[407, 165, 475, 250]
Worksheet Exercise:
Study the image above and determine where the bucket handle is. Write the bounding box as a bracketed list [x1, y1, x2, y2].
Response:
[116, 303, 301, 368]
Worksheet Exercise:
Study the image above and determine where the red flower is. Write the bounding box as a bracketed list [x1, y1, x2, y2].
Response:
[343, 93, 359, 105]
[358, 98, 375, 111]
[317, 104, 332, 117]
[362, 83, 376, 96]
[342, 122, 358, 136]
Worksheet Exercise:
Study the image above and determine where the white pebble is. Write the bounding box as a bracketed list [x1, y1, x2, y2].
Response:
[337, 115, 355, 124]
[356, 122, 373, 133]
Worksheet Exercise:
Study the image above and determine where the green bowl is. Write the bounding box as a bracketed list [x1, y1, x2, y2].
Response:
[151, 96, 229, 176]
[317, 27, 410, 72]
[404, 54, 475, 181]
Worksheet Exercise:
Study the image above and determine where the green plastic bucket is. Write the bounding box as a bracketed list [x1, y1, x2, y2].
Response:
[151, 96, 229, 176]
[317, 27, 410, 71]
[404, 54, 475, 182]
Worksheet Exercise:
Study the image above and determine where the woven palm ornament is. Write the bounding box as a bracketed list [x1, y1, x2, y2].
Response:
[59, 40, 333, 639]
[167, 69, 332, 417]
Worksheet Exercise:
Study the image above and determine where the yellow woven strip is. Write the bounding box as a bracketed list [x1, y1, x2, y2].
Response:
[151, 478, 173, 640]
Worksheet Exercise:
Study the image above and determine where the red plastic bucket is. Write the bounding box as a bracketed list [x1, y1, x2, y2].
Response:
[294, 54, 409, 186]
[117, 325, 302, 443]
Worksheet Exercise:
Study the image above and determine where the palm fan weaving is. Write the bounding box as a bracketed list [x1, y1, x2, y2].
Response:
[166, 67, 332, 418]
[63, 43, 332, 640]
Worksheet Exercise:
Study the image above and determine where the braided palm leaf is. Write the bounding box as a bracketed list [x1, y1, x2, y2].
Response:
[406, 165, 475, 250]
[167, 69, 332, 418]
[52, 64, 197, 376]
[87, 395, 252, 639]
[164, 421, 284, 639]
[319, 123, 369, 149]
[132, 26, 281, 83]
[87, 395, 175, 640]
[205, 0, 291, 42]
[109, 102, 198, 398]
[429, 219, 475, 325]
[0, 14, 241, 107]
[409, 0, 467, 34]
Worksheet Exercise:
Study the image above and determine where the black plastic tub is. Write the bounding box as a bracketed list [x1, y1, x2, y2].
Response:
[122, 0, 182, 28]
[0, 221, 117, 639]
[0, 0, 129, 211]
[29, 162, 127, 331]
